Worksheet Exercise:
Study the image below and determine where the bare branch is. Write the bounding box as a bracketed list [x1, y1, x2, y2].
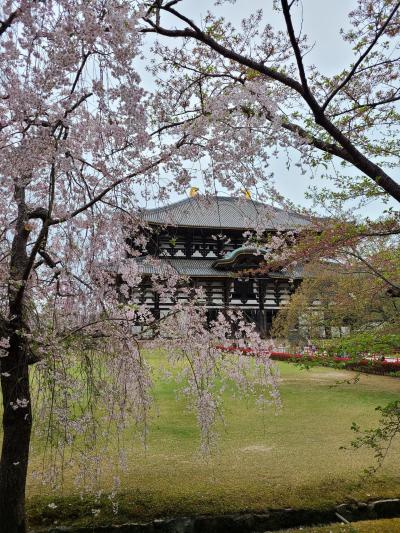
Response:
[142, 13, 305, 96]
[143, 6, 400, 202]
[281, 0, 310, 93]
[50, 155, 166, 225]
[329, 92, 400, 118]
[70, 51, 90, 95]
[322, 1, 400, 111]
[347, 250, 400, 293]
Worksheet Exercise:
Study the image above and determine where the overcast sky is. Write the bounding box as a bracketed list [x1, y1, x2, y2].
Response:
[141, 1, 394, 218]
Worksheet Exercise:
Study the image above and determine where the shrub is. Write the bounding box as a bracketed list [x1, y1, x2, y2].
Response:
[314, 333, 400, 358]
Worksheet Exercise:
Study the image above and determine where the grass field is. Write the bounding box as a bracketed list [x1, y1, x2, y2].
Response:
[26, 352, 400, 529]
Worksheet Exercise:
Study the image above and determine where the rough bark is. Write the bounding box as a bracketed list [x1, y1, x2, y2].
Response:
[0, 185, 33, 533]
[0, 339, 32, 533]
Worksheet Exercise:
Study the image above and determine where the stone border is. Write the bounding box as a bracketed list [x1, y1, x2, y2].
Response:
[33, 498, 400, 533]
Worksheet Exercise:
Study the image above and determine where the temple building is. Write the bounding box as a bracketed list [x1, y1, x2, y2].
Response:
[129, 194, 312, 336]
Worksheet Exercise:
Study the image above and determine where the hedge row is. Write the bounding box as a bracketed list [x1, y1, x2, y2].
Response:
[344, 359, 400, 375]
[217, 346, 400, 376]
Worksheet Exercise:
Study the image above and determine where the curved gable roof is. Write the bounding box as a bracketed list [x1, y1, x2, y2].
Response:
[140, 196, 312, 231]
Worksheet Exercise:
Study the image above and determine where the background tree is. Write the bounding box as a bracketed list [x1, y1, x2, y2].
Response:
[144, 0, 400, 204]
[271, 241, 400, 346]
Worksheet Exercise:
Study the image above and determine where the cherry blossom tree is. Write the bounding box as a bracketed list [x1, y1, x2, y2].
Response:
[4, 1, 398, 530]
[0, 2, 158, 529]
[144, 0, 400, 204]
[0, 3, 280, 531]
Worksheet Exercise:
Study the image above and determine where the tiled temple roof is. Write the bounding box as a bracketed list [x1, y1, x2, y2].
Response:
[140, 196, 312, 231]
[134, 257, 303, 279]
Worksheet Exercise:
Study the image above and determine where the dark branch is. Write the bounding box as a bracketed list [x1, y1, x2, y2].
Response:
[347, 250, 400, 293]
[50, 155, 166, 225]
[281, 0, 310, 94]
[329, 93, 400, 118]
[142, 11, 305, 96]
[0, 8, 21, 37]
[143, 6, 400, 201]
[28, 207, 50, 221]
[322, 1, 400, 110]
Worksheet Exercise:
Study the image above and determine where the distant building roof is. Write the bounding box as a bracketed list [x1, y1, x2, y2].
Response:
[134, 257, 303, 279]
[140, 196, 312, 231]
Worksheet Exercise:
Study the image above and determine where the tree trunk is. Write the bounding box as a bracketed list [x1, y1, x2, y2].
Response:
[0, 331, 32, 533]
[0, 185, 33, 533]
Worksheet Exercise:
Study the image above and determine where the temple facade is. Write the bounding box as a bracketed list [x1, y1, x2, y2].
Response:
[129, 195, 311, 336]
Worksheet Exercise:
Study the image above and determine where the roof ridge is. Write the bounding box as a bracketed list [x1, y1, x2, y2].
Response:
[140, 195, 310, 218]
[141, 195, 282, 213]
[139, 195, 312, 229]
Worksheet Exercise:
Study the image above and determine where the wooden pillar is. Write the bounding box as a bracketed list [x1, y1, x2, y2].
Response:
[257, 278, 266, 311]
[274, 279, 281, 307]
[153, 291, 160, 319]
[223, 279, 232, 308]
[288, 279, 296, 296]
[139, 281, 146, 305]
[257, 278, 267, 338]
[184, 229, 192, 258]
[201, 232, 207, 257]
[205, 281, 212, 307]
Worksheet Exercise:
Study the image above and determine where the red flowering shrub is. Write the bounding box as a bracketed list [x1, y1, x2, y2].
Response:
[217, 346, 400, 376]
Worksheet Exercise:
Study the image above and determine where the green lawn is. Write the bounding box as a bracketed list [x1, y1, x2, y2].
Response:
[26, 353, 400, 529]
